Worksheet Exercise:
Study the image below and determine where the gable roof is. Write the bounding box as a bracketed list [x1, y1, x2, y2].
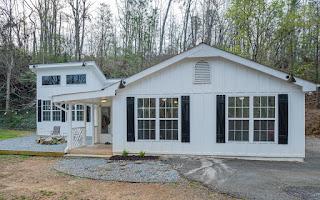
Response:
[29, 61, 108, 86]
[123, 43, 317, 92]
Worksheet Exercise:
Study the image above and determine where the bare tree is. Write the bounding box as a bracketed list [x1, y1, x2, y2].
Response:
[159, 0, 173, 54]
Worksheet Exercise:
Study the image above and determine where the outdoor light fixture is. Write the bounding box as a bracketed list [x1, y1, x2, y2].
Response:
[101, 99, 107, 103]
[239, 97, 244, 101]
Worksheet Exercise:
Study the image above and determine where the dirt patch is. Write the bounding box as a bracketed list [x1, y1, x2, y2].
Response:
[0, 155, 232, 200]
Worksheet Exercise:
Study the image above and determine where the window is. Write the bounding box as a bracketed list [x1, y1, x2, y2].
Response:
[43, 100, 51, 121]
[137, 98, 156, 140]
[52, 104, 61, 121]
[228, 96, 249, 141]
[72, 104, 84, 121]
[66, 74, 86, 84]
[159, 98, 179, 140]
[42, 76, 60, 85]
[194, 61, 211, 84]
[253, 96, 275, 142]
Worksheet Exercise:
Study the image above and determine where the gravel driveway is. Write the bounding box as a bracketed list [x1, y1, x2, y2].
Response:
[165, 137, 320, 200]
[54, 158, 181, 183]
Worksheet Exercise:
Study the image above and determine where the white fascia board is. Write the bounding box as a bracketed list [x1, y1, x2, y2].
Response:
[52, 82, 120, 103]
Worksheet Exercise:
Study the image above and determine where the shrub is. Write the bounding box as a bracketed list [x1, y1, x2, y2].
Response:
[122, 150, 129, 157]
[138, 151, 145, 158]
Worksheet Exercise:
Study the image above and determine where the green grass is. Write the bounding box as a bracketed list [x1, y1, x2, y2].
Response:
[0, 129, 32, 141]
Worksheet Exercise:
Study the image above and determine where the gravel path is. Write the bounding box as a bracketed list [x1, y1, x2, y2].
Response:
[54, 157, 181, 183]
[0, 134, 92, 152]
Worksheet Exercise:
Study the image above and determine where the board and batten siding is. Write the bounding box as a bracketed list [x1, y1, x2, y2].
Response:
[36, 67, 104, 136]
[112, 57, 305, 159]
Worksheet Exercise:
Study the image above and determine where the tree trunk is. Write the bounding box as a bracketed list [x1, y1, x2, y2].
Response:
[159, 0, 173, 54]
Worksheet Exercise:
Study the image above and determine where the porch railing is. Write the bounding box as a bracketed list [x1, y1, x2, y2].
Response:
[70, 127, 86, 149]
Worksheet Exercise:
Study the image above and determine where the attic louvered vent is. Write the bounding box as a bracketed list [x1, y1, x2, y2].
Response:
[194, 61, 211, 84]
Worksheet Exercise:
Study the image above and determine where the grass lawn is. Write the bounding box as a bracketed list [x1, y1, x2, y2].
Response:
[0, 129, 32, 141]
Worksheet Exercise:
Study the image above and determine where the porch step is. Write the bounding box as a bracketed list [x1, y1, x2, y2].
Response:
[65, 153, 112, 158]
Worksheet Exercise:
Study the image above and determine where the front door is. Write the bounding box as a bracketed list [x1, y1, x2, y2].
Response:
[100, 107, 112, 144]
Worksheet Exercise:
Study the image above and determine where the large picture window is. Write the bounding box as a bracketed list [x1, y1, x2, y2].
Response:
[228, 96, 249, 141]
[42, 100, 51, 121]
[253, 96, 275, 142]
[42, 75, 60, 85]
[137, 98, 156, 140]
[66, 74, 86, 84]
[159, 98, 179, 140]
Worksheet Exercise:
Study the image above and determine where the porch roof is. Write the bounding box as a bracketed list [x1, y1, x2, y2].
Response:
[52, 81, 120, 103]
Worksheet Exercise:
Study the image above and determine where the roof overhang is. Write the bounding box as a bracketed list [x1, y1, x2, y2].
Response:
[52, 82, 120, 103]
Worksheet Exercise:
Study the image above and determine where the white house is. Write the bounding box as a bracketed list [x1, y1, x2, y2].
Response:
[29, 44, 317, 161]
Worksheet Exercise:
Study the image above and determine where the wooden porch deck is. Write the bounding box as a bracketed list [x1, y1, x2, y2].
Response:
[67, 144, 113, 158]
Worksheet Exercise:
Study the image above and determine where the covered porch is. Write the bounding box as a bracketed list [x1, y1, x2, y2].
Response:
[52, 84, 119, 155]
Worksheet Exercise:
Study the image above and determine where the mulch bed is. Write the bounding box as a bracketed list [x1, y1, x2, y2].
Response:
[109, 155, 159, 161]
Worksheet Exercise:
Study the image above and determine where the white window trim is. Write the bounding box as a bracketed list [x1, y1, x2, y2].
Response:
[42, 100, 51, 121]
[134, 96, 181, 142]
[136, 98, 157, 140]
[225, 94, 278, 144]
[52, 104, 62, 121]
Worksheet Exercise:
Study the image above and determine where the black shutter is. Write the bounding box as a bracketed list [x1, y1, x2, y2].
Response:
[37, 100, 42, 122]
[278, 94, 288, 144]
[127, 97, 135, 142]
[86, 106, 91, 122]
[181, 96, 190, 143]
[61, 104, 66, 122]
[216, 95, 226, 143]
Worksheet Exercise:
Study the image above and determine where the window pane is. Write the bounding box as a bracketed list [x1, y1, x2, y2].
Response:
[235, 131, 241, 140]
[229, 131, 235, 141]
[138, 130, 143, 139]
[172, 108, 178, 118]
[242, 131, 249, 141]
[228, 97, 235, 107]
[261, 120, 267, 130]
[243, 97, 249, 107]
[138, 109, 143, 118]
[268, 96, 275, 107]
[268, 120, 275, 130]
[261, 108, 268, 118]
[243, 120, 249, 130]
[228, 108, 235, 118]
[138, 99, 143, 108]
[254, 120, 260, 130]
[268, 108, 275, 118]
[173, 98, 179, 107]
[160, 108, 165, 118]
[166, 108, 172, 118]
[160, 98, 166, 107]
[254, 131, 260, 141]
[42, 76, 60, 85]
[261, 96, 267, 106]
[236, 108, 242, 118]
[66, 74, 86, 84]
[267, 131, 275, 141]
[172, 120, 178, 129]
[254, 97, 260, 107]
[229, 120, 235, 130]
[160, 130, 165, 140]
[236, 98, 242, 107]
[260, 131, 267, 141]
[254, 108, 260, 118]
[235, 120, 241, 130]
[243, 108, 249, 118]
[173, 130, 178, 140]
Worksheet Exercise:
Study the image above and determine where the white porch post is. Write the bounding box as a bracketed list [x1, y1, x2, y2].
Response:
[83, 104, 87, 146]
[91, 104, 95, 145]
[67, 103, 73, 151]
[96, 105, 102, 144]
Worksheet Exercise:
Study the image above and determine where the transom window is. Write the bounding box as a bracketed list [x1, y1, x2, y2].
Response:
[137, 98, 156, 140]
[228, 97, 249, 141]
[42, 75, 60, 85]
[159, 98, 179, 140]
[66, 74, 86, 84]
[42, 100, 51, 121]
[52, 104, 61, 121]
[254, 96, 275, 142]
